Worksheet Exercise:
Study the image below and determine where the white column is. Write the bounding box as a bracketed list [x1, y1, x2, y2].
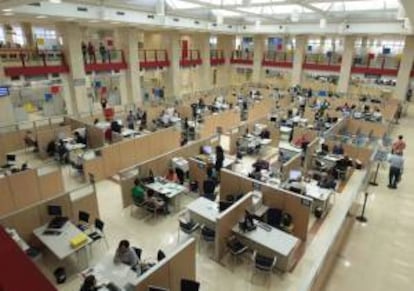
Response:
[165, 31, 181, 99]
[217, 35, 233, 87]
[116, 28, 142, 106]
[194, 33, 212, 90]
[337, 36, 355, 94]
[21, 22, 34, 48]
[395, 36, 414, 100]
[252, 35, 265, 83]
[58, 22, 87, 115]
[291, 35, 307, 86]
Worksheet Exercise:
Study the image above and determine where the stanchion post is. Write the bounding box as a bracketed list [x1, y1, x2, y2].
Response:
[356, 192, 369, 223]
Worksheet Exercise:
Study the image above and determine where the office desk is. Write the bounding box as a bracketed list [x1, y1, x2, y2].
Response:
[80, 253, 140, 290]
[121, 128, 140, 138]
[145, 180, 187, 211]
[33, 222, 92, 262]
[305, 181, 334, 216]
[279, 141, 303, 154]
[186, 197, 219, 228]
[232, 221, 300, 271]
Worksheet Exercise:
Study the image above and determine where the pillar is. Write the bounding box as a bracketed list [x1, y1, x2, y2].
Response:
[164, 31, 181, 99]
[395, 36, 414, 100]
[0, 58, 15, 125]
[21, 22, 34, 49]
[114, 28, 142, 105]
[58, 22, 88, 115]
[217, 35, 233, 87]
[337, 36, 355, 94]
[194, 33, 212, 91]
[252, 35, 265, 83]
[319, 36, 326, 53]
[291, 35, 307, 86]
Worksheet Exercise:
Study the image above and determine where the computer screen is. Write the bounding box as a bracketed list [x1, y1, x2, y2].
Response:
[289, 170, 302, 181]
[202, 145, 213, 155]
[219, 201, 233, 212]
[0, 86, 9, 97]
[6, 154, 16, 162]
[47, 205, 62, 216]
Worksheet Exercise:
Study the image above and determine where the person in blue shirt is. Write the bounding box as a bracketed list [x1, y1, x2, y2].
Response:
[332, 143, 344, 155]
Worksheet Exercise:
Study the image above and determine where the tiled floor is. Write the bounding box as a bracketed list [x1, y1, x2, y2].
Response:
[35, 106, 414, 291]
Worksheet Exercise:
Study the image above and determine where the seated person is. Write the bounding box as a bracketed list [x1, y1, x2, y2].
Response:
[203, 170, 217, 201]
[80, 275, 102, 291]
[126, 110, 136, 130]
[46, 140, 56, 157]
[110, 120, 122, 133]
[280, 213, 294, 233]
[21, 163, 28, 171]
[249, 166, 262, 181]
[372, 108, 382, 121]
[114, 240, 139, 267]
[74, 131, 86, 145]
[334, 156, 353, 179]
[160, 111, 170, 126]
[57, 140, 68, 163]
[318, 171, 337, 189]
[332, 143, 344, 155]
[132, 178, 146, 203]
[320, 143, 329, 154]
[260, 129, 270, 139]
[165, 168, 178, 183]
[147, 190, 169, 214]
[252, 158, 269, 170]
[23, 130, 38, 151]
[293, 134, 309, 148]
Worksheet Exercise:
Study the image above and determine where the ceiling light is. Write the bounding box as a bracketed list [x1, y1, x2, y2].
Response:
[2, 8, 12, 12]
[111, 21, 120, 25]
[65, 18, 75, 21]
[49, 0, 62, 3]
[3, 12, 14, 16]
[88, 20, 99, 23]
[320, 18, 326, 29]
[290, 10, 299, 22]
[255, 20, 261, 28]
[216, 15, 223, 25]
[36, 15, 47, 19]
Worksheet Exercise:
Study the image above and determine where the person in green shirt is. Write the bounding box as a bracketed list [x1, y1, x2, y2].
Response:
[132, 178, 145, 203]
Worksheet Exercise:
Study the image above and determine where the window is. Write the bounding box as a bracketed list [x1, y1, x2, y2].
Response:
[12, 26, 25, 46]
[0, 26, 5, 43]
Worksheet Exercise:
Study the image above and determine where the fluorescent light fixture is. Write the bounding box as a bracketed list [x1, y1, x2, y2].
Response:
[111, 21, 121, 25]
[216, 15, 223, 25]
[320, 18, 326, 28]
[3, 12, 14, 16]
[65, 18, 75, 21]
[49, 0, 62, 3]
[36, 15, 47, 19]
[88, 20, 100, 23]
[290, 10, 299, 22]
[255, 20, 261, 28]
[2, 8, 12, 12]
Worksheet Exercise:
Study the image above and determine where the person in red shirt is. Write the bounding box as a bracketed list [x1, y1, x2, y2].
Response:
[392, 135, 406, 155]
[165, 168, 178, 183]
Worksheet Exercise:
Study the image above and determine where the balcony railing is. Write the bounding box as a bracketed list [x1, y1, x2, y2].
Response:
[351, 54, 400, 76]
[0, 49, 69, 77]
[180, 49, 202, 67]
[210, 49, 225, 66]
[230, 50, 253, 65]
[84, 49, 127, 72]
[139, 49, 170, 69]
[302, 53, 342, 72]
[262, 51, 293, 68]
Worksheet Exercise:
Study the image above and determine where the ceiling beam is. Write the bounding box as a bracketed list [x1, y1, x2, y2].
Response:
[399, 0, 414, 26]
[0, 0, 33, 10]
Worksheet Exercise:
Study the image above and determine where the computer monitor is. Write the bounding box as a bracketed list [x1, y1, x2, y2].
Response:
[6, 154, 16, 163]
[219, 201, 233, 212]
[202, 145, 213, 155]
[47, 205, 62, 217]
[289, 170, 302, 181]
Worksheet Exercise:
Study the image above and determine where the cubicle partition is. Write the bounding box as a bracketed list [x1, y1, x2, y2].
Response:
[118, 135, 220, 209]
[134, 238, 196, 291]
[346, 119, 388, 138]
[304, 138, 320, 172]
[214, 193, 253, 261]
[219, 169, 311, 241]
[83, 127, 181, 181]
[324, 140, 373, 167]
[200, 110, 240, 139]
[36, 125, 72, 159]
[0, 184, 99, 244]
[281, 152, 303, 181]
[0, 165, 64, 217]
[247, 97, 274, 122]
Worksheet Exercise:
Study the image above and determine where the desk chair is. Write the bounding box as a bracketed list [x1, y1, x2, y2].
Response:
[130, 195, 148, 217]
[157, 250, 166, 261]
[252, 251, 277, 281]
[177, 216, 200, 241]
[88, 218, 109, 252]
[181, 279, 200, 291]
[77, 211, 90, 231]
[266, 208, 282, 229]
[200, 226, 215, 253]
[227, 236, 248, 267]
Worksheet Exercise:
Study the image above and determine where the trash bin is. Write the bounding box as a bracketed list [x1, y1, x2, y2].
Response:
[53, 267, 66, 284]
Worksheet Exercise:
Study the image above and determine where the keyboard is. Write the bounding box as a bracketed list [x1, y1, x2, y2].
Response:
[43, 230, 61, 236]
[48, 217, 68, 229]
[257, 222, 272, 232]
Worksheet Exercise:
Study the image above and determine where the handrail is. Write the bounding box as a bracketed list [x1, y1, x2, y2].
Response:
[231, 50, 253, 60]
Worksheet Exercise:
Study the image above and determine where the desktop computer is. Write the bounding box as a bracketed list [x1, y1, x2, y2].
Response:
[47, 205, 68, 229]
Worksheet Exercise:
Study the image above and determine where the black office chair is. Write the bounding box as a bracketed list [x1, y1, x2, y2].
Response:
[132, 247, 142, 260]
[266, 208, 282, 229]
[130, 194, 148, 216]
[252, 250, 277, 280]
[88, 218, 109, 250]
[77, 211, 90, 231]
[178, 217, 200, 241]
[203, 179, 216, 201]
[227, 236, 248, 266]
[175, 168, 185, 185]
[200, 226, 215, 253]
[181, 279, 200, 291]
[157, 249, 166, 261]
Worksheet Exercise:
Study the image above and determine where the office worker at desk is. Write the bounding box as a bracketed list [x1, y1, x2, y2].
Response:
[165, 167, 178, 183]
[132, 178, 146, 203]
[80, 275, 103, 291]
[114, 240, 139, 267]
[332, 143, 344, 155]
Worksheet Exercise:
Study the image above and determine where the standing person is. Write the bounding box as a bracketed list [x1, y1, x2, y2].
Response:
[87, 42, 95, 63]
[99, 42, 107, 63]
[126, 110, 135, 130]
[81, 41, 87, 64]
[215, 145, 225, 173]
[388, 152, 404, 189]
[392, 135, 406, 155]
